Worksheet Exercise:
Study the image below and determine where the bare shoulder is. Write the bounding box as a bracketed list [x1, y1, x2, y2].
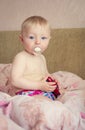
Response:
[13, 51, 29, 62]
[12, 51, 28, 71]
[40, 54, 46, 62]
[14, 51, 27, 58]
[40, 54, 46, 59]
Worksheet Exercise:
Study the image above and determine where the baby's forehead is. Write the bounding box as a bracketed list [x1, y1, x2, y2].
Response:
[27, 25, 50, 34]
[21, 19, 51, 33]
[29, 23, 49, 29]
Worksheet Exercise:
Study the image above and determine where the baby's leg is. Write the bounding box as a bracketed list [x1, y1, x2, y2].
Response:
[0, 114, 8, 130]
[34, 95, 53, 102]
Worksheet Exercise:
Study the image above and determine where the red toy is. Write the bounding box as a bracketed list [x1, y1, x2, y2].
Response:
[46, 77, 60, 98]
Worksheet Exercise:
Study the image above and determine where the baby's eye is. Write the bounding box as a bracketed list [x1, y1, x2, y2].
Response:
[41, 37, 47, 40]
[29, 36, 35, 39]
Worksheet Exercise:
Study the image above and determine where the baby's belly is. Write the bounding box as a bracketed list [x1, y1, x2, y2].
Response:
[24, 73, 45, 81]
[15, 73, 45, 94]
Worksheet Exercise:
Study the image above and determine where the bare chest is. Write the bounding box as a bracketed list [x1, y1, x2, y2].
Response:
[24, 55, 47, 75]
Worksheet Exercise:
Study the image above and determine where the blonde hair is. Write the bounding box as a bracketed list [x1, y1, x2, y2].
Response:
[21, 16, 51, 34]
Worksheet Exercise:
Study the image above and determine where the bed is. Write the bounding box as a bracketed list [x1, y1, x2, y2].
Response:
[0, 28, 85, 130]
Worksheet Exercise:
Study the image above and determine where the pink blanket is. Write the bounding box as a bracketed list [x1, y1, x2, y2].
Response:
[0, 64, 85, 130]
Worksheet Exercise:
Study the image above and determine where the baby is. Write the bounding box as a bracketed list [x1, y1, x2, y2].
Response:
[11, 16, 59, 100]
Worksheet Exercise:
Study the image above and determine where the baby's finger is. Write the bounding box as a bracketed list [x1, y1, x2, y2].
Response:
[48, 82, 57, 86]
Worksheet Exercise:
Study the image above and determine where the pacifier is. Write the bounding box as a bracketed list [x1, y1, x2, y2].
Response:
[34, 47, 41, 53]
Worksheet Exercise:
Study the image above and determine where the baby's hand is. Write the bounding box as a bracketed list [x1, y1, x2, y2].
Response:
[40, 77, 57, 92]
[46, 77, 60, 97]
[46, 77, 57, 84]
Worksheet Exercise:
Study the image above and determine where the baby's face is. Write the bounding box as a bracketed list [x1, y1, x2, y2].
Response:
[20, 25, 50, 55]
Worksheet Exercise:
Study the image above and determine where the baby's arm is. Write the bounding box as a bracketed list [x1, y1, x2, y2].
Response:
[11, 52, 42, 90]
[11, 52, 56, 92]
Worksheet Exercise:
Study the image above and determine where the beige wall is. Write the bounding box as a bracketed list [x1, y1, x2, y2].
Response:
[0, 0, 85, 30]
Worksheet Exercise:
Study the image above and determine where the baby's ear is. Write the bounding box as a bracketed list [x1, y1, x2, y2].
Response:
[19, 34, 23, 43]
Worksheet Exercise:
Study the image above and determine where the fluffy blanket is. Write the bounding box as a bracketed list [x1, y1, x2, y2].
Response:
[0, 64, 85, 130]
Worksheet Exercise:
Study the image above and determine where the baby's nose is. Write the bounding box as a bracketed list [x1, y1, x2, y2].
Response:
[35, 39, 40, 45]
[36, 42, 40, 45]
